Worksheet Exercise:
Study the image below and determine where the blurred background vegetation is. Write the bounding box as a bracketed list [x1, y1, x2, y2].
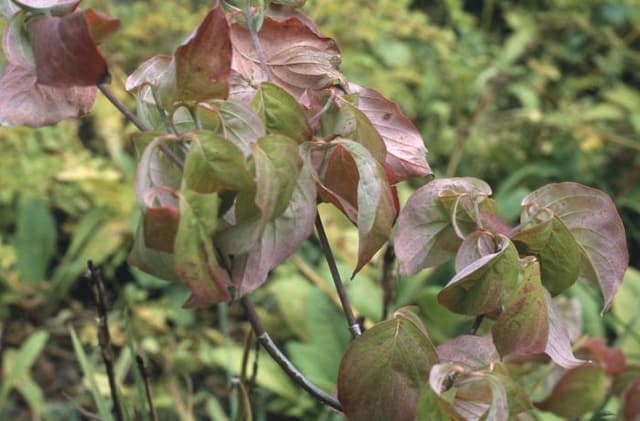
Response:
[0, 0, 639, 419]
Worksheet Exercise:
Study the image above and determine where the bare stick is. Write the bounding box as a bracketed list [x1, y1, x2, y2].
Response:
[240, 296, 343, 411]
[469, 315, 485, 335]
[98, 84, 149, 131]
[136, 354, 158, 421]
[314, 215, 361, 338]
[86, 261, 124, 421]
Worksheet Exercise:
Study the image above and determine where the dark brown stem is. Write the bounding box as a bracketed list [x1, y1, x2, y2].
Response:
[381, 244, 396, 320]
[240, 296, 342, 411]
[136, 354, 158, 421]
[98, 84, 149, 131]
[314, 214, 361, 338]
[86, 261, 124, 421]
[469, 315, 485, 335]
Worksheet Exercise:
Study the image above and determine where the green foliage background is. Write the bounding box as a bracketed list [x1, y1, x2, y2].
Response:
[0, 0, 639, 419]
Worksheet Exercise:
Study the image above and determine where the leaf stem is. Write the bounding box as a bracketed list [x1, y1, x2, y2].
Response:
[244, 1, 270, 81]
[86, 261, 124, 421]
[150, 86, 177, 134]
[469, 315, 484, 335]
[98, 84, 149, 131]
[315, 214, 362, 338]
[239, 296, 343, 411]
[381, 244, 396, 320]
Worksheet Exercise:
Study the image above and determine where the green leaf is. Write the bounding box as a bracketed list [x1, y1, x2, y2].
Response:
[253, 135, 301, 225]
[492, 257, 549, 357]
[68, 327, 114, 421]
[337, 307, 438, 421]
[199, 100, 266, 156]
[438, 235, 519, 316]
[534, 365, 607, 418]
[521, 182, 628, 310]
[514, 214, 582, 296]
[13, 196, 57, 282]
[182, 131, 252, 193]
[251, 82, 311, 142]
[175, 190, 231, 307]
[612, 268, 640, 357]
[395, 177, 492, 275]
[321, 96, 386, 164]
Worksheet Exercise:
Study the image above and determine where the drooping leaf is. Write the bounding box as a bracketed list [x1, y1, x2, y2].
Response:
[128, 220, 178, 282]
[174, 5, 231, 102]
[436, 335, 499, 370]
[322, 140, 396, 274]
[438, 235, 519, 316]
[395, 177, 492, 275]
[521, 182, 628, 310]
[142, 206, 179, 253]
[230, 16, 343, 98]
[545, 291, 584, 368]
[198, 100, 266, 155]
[349, 84, 431, 182]
[513, 214, 581, 295]
[30, 10, 119, 86]
[3, 11, 34, 67]
[321, 95, 386, 164]
[12, 0, 79, 15]
[492, 257, 549, 357]
[0, 63, 96, 127]
[337, 307, 438, 421]
[534, 364, 606, 418]
[175, 190, 231, 307]
[416, 386, 462, 421]
[251, 82, 311, 142]
[622, 378, 640, 421]
[229, 162, 316, 295]
[252, 135, 301, 225]
[134, 136, 183, 206]
[182, 131, 252, 194]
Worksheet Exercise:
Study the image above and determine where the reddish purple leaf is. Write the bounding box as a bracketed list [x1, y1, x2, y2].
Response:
[174, 6, 231, 102]
[579, 338, 627, 376]
[0, 63, 96, 127]
[521, 182, 628, 310]
[534, 364, 607, 418]
[622, 378, 640, 421]
[436, 335, 499, 370]
[395, 177, 492, 275]
[455, 230, 499, 272]
[143, 206, 179, 253]
[84, 9, 120, 44]
[128, 221, 179, 282]
[349, 84, 431, 183]
[30, 9, 119, 86]
[492, 257, 549, 357]
[545, 291, 584, 369]
[230, 16, 343, 99]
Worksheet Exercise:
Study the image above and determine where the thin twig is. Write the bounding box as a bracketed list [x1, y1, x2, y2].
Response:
[240, 296, 343, 412]
[136, 354, 158, 421]
[244, 1, 270, 80]
[150, 86, 176, 134]
[98, 84, 149, 131]
[469, 315, 485, 335]
[86, 261, 124, 421]
[314, 214, 361, 338]
[381, 244, 396, 320]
